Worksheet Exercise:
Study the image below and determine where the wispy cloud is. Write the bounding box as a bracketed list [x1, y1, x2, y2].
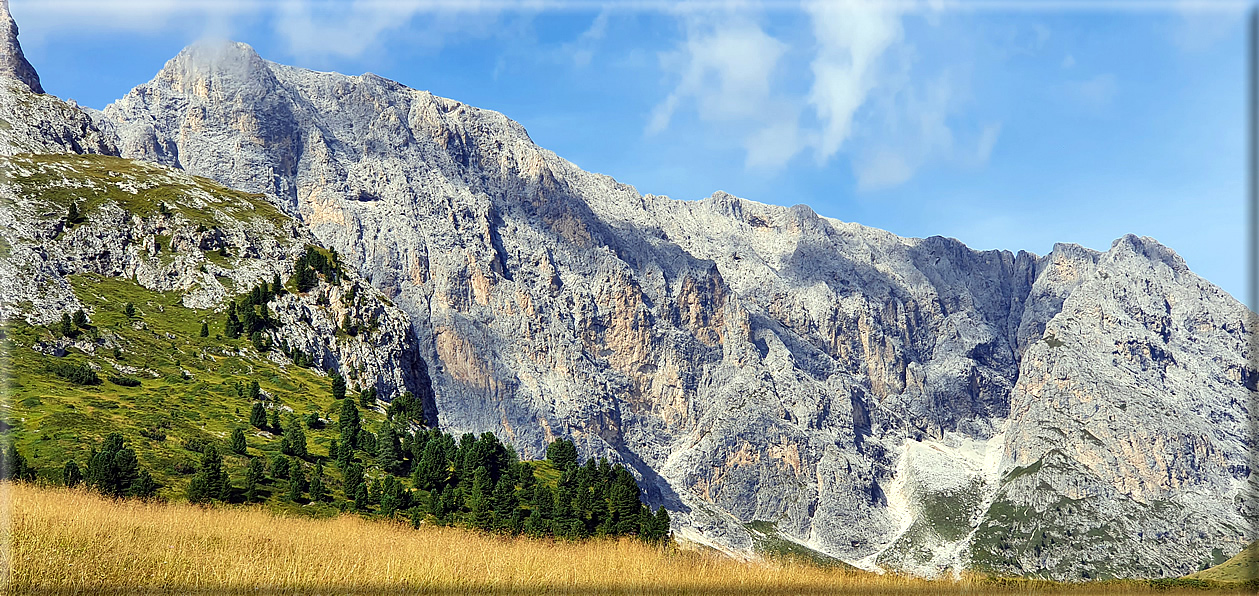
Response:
[803, 0, 905, 162]
[1064, 73, 1118, 110]
[646, 10, 802, 168]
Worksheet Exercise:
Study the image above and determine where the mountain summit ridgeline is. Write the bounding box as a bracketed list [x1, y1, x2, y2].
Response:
[0, 19, 1252, 581]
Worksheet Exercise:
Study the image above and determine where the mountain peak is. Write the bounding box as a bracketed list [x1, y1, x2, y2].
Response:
[0, 0, 43, 94]
[155, 39, 274, 91]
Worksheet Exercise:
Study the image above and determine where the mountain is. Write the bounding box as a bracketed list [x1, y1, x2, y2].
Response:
[0, 9, 1253, 580]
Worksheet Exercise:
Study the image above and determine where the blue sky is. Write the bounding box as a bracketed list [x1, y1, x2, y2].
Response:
[11, 0, 1251, 305]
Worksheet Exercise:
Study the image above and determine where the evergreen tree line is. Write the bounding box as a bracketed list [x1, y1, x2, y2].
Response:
[293, 246, 340, 293]
[223, 277, 282, 342]
[56, 433, 158, 498]
[206, 385, 669, 544]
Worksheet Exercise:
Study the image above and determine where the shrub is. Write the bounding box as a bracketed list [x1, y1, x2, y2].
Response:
[48, 361, 100, 385]
[108, 375, 141, 387]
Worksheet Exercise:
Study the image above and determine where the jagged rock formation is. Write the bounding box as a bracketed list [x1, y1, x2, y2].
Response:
[0, 0, 41, 94]
[0, 34, 1253, 580]
[0, 153, 431, 410]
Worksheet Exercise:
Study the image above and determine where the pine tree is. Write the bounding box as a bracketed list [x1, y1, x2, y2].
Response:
[132, 470, 157, 499]
[249, 402, 267, 429]
[376, 424, 403, 474]
[353, 483, 368, 511]
[610, 467, 641, 536]
[244, 457, 264, 502]
[269, 409, 282, 433]
[338, 398, 360, 448]
[187, 445, 228, 503]
[309, 461, 326, 502]
[63, 459, 83, 488]
[330, 370, 346, 401]
[358, 385, 376, 409]
[270, 453, 290, 480]
[343, 463, 364, 502]
[272, 273, 283, 298]
[230, 427, 247, 455]
[85, 434, 140, 497]
[67, 201, 81, 224]
[380, 476, 403, 518]
[200, 321, 209, 337]
[248, 380, 261, 401]
[224, 302, 242, 339]
[59, 312, 74, 337]
[72, 309, 88, 328]
[281, 425, 307, 458]
[287, 460, 306, 502]
[546, 439, 579, 471]
[123, 302, 136, 318]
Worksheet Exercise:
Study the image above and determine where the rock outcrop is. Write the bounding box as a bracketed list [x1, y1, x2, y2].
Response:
[0, 0, 41, 94]
[0, 153, 431, 410]
[3, 35, 1253, 580]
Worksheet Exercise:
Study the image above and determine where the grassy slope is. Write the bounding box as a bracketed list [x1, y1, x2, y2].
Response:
[14, 482, 1251, 595]
[1, 274, 370, 511]
[0, 153, 383, 511]
[1188, 542, 1259, 583]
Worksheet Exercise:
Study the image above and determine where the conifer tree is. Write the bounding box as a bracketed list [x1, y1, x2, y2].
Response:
[272, 273, 283, 298]
[269, 408, 282, 433]
[309, 461, 326, 502]
[248, 380, 261, 401]
[132, 470, 157, 499]
[86, 434, 140, 497]
[244, 457, 264, 502]
[546, 438, 579, 471]
[330, 370, 346, 401]
[469, 466, 494, 529]
[249, 402, 267, 429]
[59, 312, 74, 337]
[358, 385, 376, 409]
[187, 444, 228, 503]
[63, 459, 83, 488]
[270, 453, 290, 480]
[200, 321, 209, 337]
[414, 438, 446, 490]
[224, 302, 242, 339]
[230, 427, 247, 455]
[287, 460, 306, 502]
[380, 476, 403, 518]
[123, 302, 136, 318]
[343, 463, 364, 502]
[338, 398, 360, 448]
[376, 423, 402, 474]
[281, 425, 307, 458]
[72, 309, 88, 328]
[353, 483, 368, 511]
[67, 201, 80, 224]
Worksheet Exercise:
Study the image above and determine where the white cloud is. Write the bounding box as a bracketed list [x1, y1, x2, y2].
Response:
[804, 0, 904, 161]
[647, 17, 788, 132]
[646, 12, 805, 168]
[567, 8, 609, 67]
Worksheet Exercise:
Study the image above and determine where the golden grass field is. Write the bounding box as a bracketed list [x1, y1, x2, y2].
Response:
[3, 482, 1250, 595]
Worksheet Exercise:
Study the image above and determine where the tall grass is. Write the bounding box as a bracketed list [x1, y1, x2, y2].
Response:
[3, 482, 1246, 595]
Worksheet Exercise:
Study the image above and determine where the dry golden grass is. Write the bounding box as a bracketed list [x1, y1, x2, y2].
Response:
[3, 482, 1246, 595]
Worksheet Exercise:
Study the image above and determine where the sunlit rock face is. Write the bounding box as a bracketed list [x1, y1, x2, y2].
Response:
[15, 38, 1244, 579]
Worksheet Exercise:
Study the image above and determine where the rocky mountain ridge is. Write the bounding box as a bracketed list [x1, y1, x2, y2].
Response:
[0, 10, 1253, 579]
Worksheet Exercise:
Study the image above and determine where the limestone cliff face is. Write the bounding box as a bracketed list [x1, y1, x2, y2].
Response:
[6, 39, 1250, 579]
[0, 154, 430, 410]
[0, 0, 40, 94]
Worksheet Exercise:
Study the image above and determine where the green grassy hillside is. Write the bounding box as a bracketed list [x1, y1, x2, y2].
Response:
[1188, 542, 1259, 584]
